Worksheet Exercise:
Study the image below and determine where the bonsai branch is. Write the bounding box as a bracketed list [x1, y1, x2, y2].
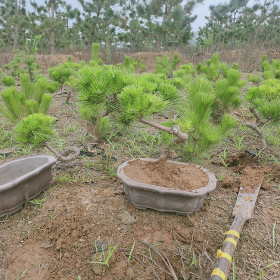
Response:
[139, 117, 188, 160]
[249, 107, 269, 125]
[242, 121, 266, 149]
[45, 143, 80, 162]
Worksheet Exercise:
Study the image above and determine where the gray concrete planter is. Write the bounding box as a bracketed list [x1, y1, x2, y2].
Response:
[0, 155, 56, 217]
[117, 158, 217, 215]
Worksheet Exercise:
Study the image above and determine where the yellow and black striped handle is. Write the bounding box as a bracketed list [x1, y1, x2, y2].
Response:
[210, 214, 246, 280]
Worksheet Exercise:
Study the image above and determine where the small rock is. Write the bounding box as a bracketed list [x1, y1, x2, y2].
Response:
[64, 253, 70, 258]
[40, 242, 55, 249]
[119, 211, 138, 225]
[164, 114, 169, 119]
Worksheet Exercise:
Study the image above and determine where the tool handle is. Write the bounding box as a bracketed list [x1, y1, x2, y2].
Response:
[210, 214, 246, 280]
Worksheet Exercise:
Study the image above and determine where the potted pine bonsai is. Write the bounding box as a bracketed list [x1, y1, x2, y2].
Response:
[76, 65, 237, 214]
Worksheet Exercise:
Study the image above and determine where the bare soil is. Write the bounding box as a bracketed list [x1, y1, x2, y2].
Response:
[124, 159, 208, 191]
[240, 166, 264, 193]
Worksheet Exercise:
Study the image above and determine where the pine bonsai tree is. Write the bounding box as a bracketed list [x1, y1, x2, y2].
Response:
[14, 113, 80, 161]
[76, 67, 236, 160]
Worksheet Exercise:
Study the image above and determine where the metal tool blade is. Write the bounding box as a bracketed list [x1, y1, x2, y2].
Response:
[232, 183, 262, 220]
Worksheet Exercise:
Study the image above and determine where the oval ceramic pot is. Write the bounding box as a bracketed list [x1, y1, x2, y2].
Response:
[0, 155, 56, 217]
[117, 158, 217, 215]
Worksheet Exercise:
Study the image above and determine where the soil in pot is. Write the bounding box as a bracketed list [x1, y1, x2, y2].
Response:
[123, 159, 209, 191]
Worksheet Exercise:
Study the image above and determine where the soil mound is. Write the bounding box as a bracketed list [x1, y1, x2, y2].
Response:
[225, 151, 262, 172]
[124, 159, 208, 191]
[240, 166, 264, 193]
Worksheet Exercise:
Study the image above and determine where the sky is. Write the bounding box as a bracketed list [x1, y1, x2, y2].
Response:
[26, 0, 259, 32]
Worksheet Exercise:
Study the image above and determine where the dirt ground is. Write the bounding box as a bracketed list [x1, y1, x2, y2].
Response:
[1, 53, 280, 280]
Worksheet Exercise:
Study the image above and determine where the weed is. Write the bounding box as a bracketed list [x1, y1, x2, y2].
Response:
[20, 268, 28, 277]
[84, 158, 95, 169]
[89, 242, 118, 267]
[29, 197, 46, 208]
[127, 240, 136, 263]
[233, 135, 245, 150]
[189, 251, 199, 268]
[273, 221, 277, 248]
[271, 155, 280, 164]
[218, 174, 226, 181]
[63, 124, 77, 135]
[256, 261, 280, 280]
[50, 211, 57, 220]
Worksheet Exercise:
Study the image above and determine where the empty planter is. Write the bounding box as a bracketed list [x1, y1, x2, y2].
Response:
[117, 158, 217, 215]
[0, 155, 56, 217]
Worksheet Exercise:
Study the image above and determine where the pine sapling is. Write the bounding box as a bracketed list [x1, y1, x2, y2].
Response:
[171, 52, 180, 70]
[0, 74, 52, 123]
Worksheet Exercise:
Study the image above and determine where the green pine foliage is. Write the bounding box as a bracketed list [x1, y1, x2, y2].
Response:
[246, 79, 280, 121]
[14, 113, 55, 145]
[174, 64, 196, 77]
[171, 53, 180, 70]
[183, 76, 237, 156]
[76, 66, 112, 139]
[79, 104, 109, 140]
[262, 55, 280, 80]
[155, 55, 172, 76]
[3, 55, 23, 77]
[196, 54, 229, 81]
[92, 43, 100, 62]
[215, 68, 245, 113]
[247, 74, 262, 84]
[0, 86, 23, 122]
[0, 74, 52, 123]
[48, 66, 72, 88]
[1, 76, 15, 86]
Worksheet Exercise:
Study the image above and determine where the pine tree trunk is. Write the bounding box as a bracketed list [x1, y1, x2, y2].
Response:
[13, 0, 19, 50]
[155, 3, 169, 52]
[89, 8, 101, 48]
[50, 0, 55, 55]
[253, 0, 267, 46]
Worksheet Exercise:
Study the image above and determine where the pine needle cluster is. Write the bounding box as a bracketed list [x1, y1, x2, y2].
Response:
[247, 79, 280, 121]
[14, 113, 55, 145]
[262, 55, 280, 80]
[0, 74, 52, 123]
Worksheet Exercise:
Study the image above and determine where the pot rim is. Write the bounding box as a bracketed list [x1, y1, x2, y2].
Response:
[0, 155, 57, 192]
[117, 158, 217, 197]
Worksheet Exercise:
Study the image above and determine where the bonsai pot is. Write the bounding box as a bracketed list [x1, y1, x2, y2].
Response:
[0, 155, 56, 217]
[117, 158, 217, 215]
